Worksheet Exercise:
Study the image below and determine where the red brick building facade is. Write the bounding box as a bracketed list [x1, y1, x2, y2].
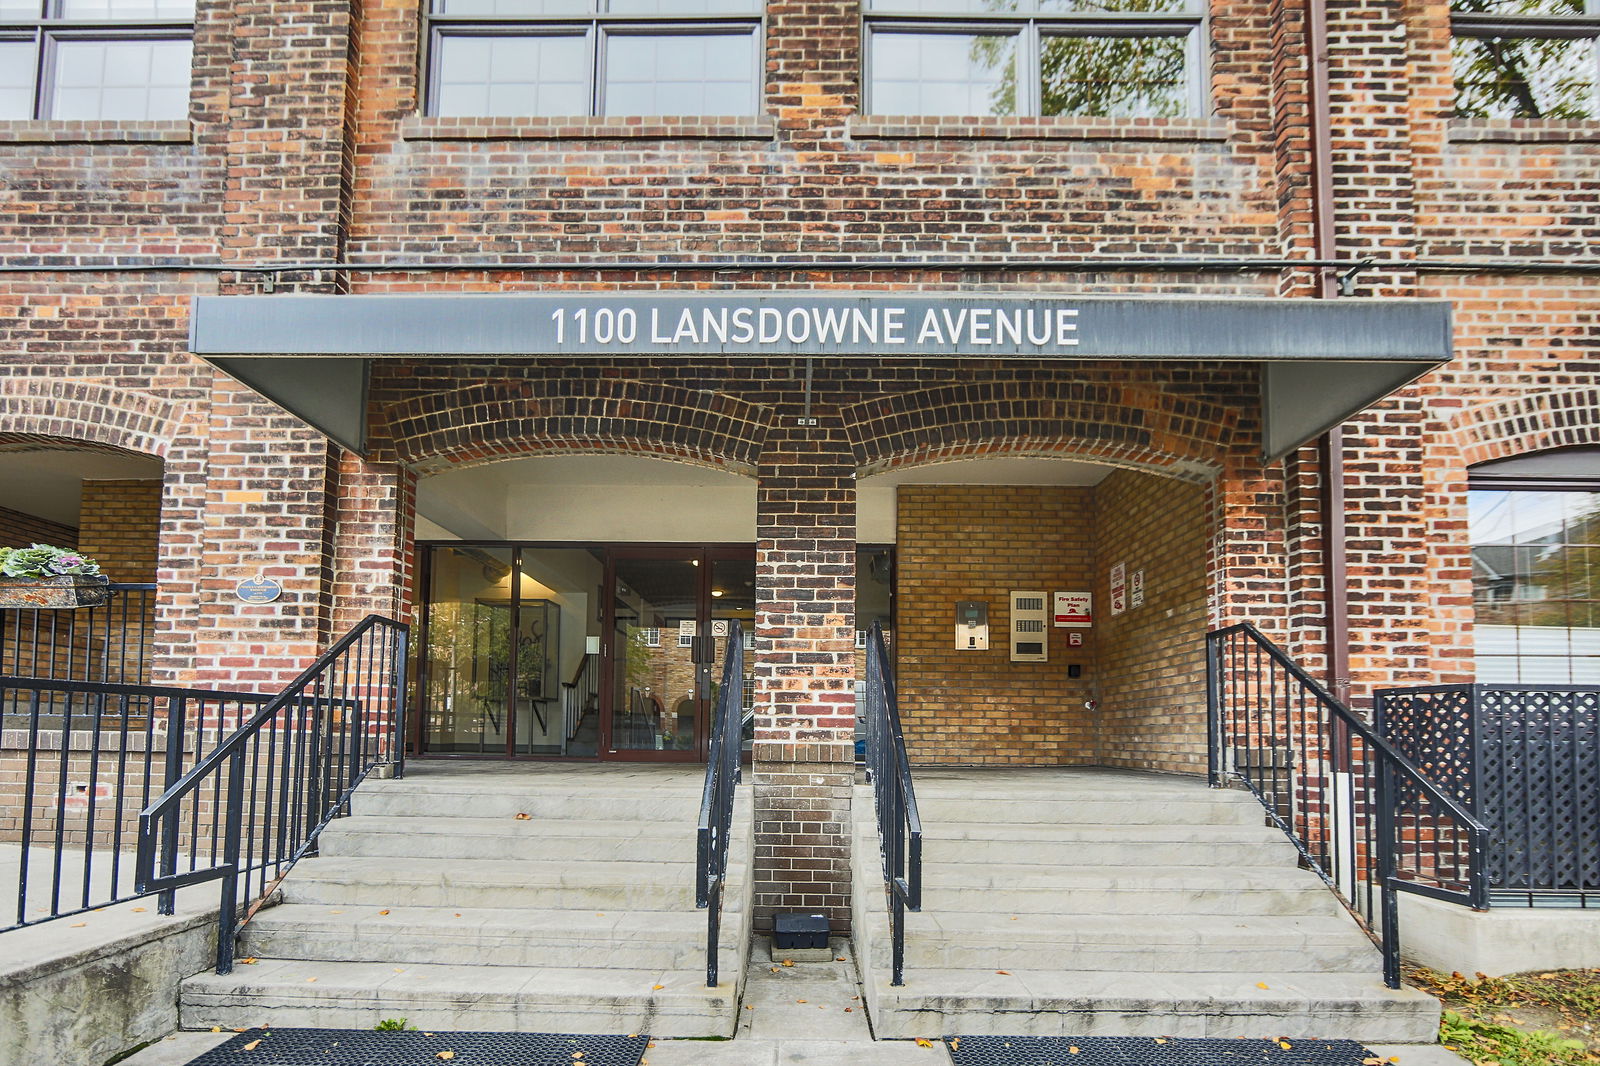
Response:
[1, 0, 1595, 932]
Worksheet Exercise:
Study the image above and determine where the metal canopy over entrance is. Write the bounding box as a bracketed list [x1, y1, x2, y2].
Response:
[190, 293, 1452, 461]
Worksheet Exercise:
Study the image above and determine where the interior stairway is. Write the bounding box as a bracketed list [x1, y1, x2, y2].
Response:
[853, 767, 1440, 1041]
[182, 763, 753, 1036]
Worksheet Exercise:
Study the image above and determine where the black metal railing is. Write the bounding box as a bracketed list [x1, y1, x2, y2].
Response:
[696, 623, 743, 988]
[562, 652, 598, 748]
[134, 615, 408, 973]
[0, 583, 156, 686]
[1207, 623, 1490, 988]
[2, 677, 268, 932]
[862, 620, 921, 987]
[1377, 683, 1599, 907]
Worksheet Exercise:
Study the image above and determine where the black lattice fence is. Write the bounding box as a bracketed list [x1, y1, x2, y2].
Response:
[1377, 684, 1600, 907]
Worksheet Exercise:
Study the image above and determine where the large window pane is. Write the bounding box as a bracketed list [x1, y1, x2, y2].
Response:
[59, 0, 194, 16]
[434, 32, 590, 116]
[607, 0, 762, 13]
[0, 39, 33, 118]
[431, 0, 592, 14]
[49, 36, 190, 119]
[603, 31, 755, 115]
[1471, 486, 1600, 684]
[0, 2, 44, 17]
[870, 31, 1018, 115]
[1454, 0, 1587, 14]
[1040, 33, 1188, 116]
[1453, 34, 1599, 118]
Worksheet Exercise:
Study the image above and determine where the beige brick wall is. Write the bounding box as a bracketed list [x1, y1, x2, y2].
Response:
[77, 479, 162, 583]
[1095, 470, 1209, 775]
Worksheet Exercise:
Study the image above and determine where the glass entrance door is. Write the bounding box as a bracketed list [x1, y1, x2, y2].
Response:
[603, 547, 755, 760]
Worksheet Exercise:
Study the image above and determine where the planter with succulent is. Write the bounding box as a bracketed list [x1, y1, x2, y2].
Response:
[0, 543, 112, 608]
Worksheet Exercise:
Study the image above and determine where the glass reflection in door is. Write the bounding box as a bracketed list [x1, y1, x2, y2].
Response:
[610, 553, 702, 753]
[421, 546, 515, 755]
[708, 555, 757, 755]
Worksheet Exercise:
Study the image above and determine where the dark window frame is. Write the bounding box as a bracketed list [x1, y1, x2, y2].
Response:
[421, 1, 765, 119]
[861, 1, 1207, 118]
[0, 2, 194, 121]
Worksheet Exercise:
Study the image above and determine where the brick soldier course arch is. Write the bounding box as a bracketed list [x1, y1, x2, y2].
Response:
[384, 379, 774, 474]
[0, 378, 184, 459]
[842, 380, 1236, 480]
[1446, 388, 1600, 466]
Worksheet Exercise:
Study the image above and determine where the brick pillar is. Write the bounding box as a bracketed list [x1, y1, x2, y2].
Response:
[751, 417, 856, 933]
[1207, 447, 1292, 637]
[330, 451, 416, 630]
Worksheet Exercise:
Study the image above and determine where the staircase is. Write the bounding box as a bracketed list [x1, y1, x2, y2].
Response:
[182, 763, 753, 1036]
[853, 767, 1439, 1041]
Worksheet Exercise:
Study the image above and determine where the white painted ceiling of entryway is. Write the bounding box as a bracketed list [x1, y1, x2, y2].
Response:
[0, 449, 164, 526]
[416, 454, 1112, 544]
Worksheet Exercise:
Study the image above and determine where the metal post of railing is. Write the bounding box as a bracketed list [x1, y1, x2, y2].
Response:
[215, 746, 247, 975]
[1206, 632, 1223, 787]
[393, 626, 409, 779]
[159, 696, 187, 915]
[1376, 754, 1400, 989]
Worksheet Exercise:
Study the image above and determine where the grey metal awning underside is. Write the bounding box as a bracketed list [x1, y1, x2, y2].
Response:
[191, 293, 1453, 462]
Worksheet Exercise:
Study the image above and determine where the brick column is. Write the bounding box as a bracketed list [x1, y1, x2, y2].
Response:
[329, 451, 416, 631]
[751, 416, 856, 933]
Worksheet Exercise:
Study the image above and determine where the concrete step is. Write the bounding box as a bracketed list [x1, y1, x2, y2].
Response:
[238, 904, 745, 973]
[915, 877, 1345, 918]
[278, 856, 740, 910]
[907, 795, 1269, 826]
[867, 913, 1381, 972]
[317, 817, 703, 862]
[858, 965, 1440, 1042]
[181, 958, 738, 1037]
[348, 781, 724, 822]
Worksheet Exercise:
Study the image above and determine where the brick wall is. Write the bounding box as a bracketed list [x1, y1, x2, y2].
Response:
[1095, 471, 1210, 775]
[0, 507, 76, 550]
[896, 485, 1099, 765]
[77, 479, 162, 583]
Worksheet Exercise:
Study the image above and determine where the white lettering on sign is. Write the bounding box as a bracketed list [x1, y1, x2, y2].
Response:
[550, 302, 1078, 352]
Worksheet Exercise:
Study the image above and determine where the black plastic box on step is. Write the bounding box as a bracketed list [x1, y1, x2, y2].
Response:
[773, 912, 829, 950]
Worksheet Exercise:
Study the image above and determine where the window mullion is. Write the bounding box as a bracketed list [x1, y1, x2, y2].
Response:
[1024, 20, 1040, 117]
[589, 23, 602, 118]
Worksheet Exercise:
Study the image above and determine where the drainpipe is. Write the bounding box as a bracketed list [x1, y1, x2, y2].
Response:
[1307, 0, 1351, 705]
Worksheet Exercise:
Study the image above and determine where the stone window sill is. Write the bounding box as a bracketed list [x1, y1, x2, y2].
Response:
[401, 116, 777, 141]
[0, 119, 192, 144]
[847, 115, 1231, 142]
[1447, 119, 1600, 143]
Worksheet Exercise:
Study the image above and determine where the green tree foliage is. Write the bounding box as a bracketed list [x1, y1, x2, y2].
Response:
[1451, 0, 1597, 119]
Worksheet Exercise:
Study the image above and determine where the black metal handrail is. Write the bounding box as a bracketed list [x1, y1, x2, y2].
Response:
[134, 615, 408, 973]
[862, 620, 921, 986]
[2, 676, 268, 932]
[696, 622, 743, 988]
[1376, 682, 1600, 907]
[1207, 623, 1490, 988]
[562, 652, 598, 745]
[0, 582, 157, 685]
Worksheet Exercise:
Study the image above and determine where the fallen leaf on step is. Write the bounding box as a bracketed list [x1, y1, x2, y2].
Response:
[647, 1043, 656, 1049]
[797, 999, 806, 1004]
[914, 1039, 933, 1047]
[242, 1040, 261, 1051]
[211, 1028, 222, 1034]
[844, 1008, 853, 1013]
[652, 985, 664, 990]
[745, 1005, 755, 1010]
[132, 907, 147, 912]
[394, 968, 405, 973]
[782, 959, 794, 967]
[515, 813, 531, 820]
[996, 970, 1010, 975]
[627, 1034, 637, 1039]
[770, 967, 780, 973]
[378, 910, 390, 915]
[454, 914, 462, 918]
[1256, 982, 1270, 989]
[949, 1039, 958, 1051]
[306, 978, 317, 983]
[436, 1052, 455, 1061]
[241, 958, 258, 965]
[71, 922, 86, 927]
[1363, 1059, 1384, 1065]
[835, 957, 847, 962]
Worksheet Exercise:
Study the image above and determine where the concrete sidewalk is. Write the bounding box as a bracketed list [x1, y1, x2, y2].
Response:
[115, 937, 1470, 1066]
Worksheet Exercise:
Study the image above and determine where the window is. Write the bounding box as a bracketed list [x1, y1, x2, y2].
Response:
[1469, 448, 1600, 684]
[0, 0, 193, 121]
[423, 0, 763, 118]
[863, 0, 1203, 118]
[1452, 0, 1600, 119]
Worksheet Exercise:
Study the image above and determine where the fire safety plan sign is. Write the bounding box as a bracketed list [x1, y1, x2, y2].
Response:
[1054, 591, 1092, 628]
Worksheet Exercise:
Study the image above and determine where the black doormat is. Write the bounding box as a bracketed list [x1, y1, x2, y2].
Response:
[944, 1036, 1388, 1066]
[185, 1029, 650, 1066]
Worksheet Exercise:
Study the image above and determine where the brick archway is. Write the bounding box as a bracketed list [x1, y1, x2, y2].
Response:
[841, 381, 1235, 481]
[383, 380, 773, 474]
[0, 378, 183, 458]
[1445, 387, 1600, 465]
